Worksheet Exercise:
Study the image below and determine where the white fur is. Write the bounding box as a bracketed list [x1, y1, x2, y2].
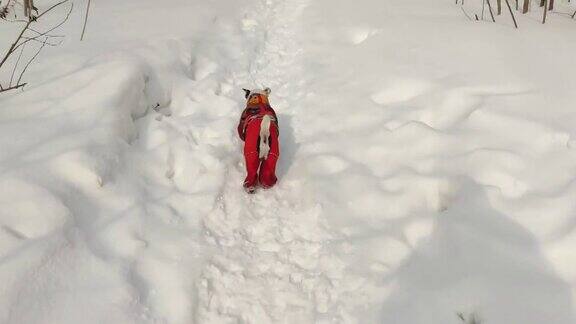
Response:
[259, 115, 272, 160]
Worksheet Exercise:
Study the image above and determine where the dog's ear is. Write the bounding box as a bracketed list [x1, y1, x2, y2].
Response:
[263, 87, 271, 95]
[243, 88, 251, 99]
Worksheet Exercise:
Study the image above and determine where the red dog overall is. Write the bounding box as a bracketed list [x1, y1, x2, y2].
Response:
[237, 88, 279, 192]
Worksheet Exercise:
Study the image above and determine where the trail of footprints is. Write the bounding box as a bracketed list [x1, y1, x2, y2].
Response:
[191, 0, 361, 322]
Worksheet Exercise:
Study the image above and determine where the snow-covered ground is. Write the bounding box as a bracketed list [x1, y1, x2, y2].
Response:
[2, 0, 576, 323]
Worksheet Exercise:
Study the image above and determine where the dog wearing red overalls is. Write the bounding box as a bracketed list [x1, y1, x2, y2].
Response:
[237, 88, 280, 193]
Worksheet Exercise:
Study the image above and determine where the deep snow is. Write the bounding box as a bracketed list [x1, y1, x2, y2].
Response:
[1, 0, 576, 323]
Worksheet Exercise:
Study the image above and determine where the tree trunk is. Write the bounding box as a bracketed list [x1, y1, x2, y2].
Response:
[497, 0, 502, 14]
[549, 0, 554, 10]
[506, 0, 519, 27]
[24, 0, 31, 17]
[522, 0, 529, 13]
[487, 0, 496, 21]
[543, 0, 548, 23]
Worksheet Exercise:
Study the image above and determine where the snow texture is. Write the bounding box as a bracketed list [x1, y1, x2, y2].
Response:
[1, 0, 576, 323]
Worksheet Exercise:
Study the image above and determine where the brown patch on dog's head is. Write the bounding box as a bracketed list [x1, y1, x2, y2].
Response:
[244, 87, 271, 106]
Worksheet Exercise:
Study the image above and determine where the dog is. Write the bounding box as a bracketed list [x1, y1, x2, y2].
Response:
[237, 88, 280, 193]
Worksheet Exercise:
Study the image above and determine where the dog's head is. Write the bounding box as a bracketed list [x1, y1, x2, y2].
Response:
[243, 87, 271, 106]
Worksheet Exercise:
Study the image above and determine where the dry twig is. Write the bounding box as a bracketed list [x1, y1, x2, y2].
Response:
[0, 0, 71, 93]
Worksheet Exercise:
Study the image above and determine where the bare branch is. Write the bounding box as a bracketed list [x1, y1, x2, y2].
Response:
[21, 36, 62, 46]
[81, 0, 91, 41]
[16, 37, 47, 86]
[486, 0, 496, 22]
[460, 6, 474, 21]
[12, 2, 73, 53]
[26, 26, 66, 39]
[0, 0, 70, 93]
[9, 42, 25, 87]
[34, 0, 68, 21]
[0, 83, 27, 93]
[505, 0, 519, 28]
[0, 0, 70, 70]
[0, 19, 33, 70]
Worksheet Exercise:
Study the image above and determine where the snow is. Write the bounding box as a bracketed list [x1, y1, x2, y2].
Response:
[1, 0, 576, 323]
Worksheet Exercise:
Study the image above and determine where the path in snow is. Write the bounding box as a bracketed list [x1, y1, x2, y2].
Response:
[126, 0, 364, 322]
[196, 1, 361, 322]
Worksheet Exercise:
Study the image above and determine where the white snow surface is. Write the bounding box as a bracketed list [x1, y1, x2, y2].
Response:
[2, 0, 576, 323]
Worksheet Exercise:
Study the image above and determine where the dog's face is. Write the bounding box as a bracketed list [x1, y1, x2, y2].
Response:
[243, 88, 271, 106]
